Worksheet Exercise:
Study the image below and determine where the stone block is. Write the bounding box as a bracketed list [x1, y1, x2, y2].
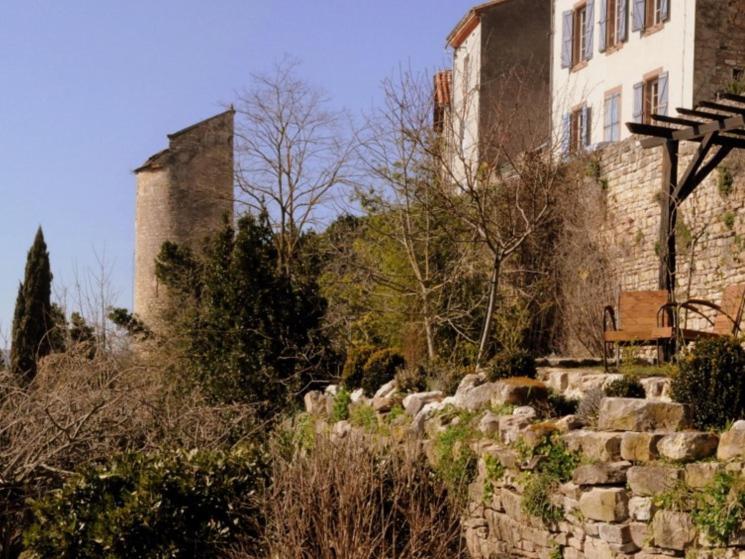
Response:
[629, 496, 655, 522]
[651, 510, 697, 551]
[629, 522, 649, 549]
[303, 390, 328, 415]
[597, 398, 690, 432]
[573, 461, 631, 486]
[620, 432, 663, 462]
[685, 462, 721, 489]
[579, 488, 629, 522]
[627, 465, 682, 496]
[455, 382, 502, 412]
[657, 432, 719, 462]
[493, 378, 549, 406]
[402, 391, 443, 416]
[639, 377, 671, 401]
[718, 429, 745, 461]
[499, 414, 532, 444]
[478, 410, 501, 436]
[598, 522, 632, 544]
[563, 430, 623, 461]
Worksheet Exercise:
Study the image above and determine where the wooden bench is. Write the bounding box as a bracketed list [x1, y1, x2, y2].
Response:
[603, 290, 671, 369]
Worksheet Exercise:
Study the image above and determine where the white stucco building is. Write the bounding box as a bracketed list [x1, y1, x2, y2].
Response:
[552, 0, 745, 154]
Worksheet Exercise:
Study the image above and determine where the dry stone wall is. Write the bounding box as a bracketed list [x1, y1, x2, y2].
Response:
[593, 137, 745, 331]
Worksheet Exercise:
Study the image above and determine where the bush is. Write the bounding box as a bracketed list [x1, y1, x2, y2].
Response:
[395, 365, 427, 394]
[24, 447, 267, 559]
[432, 409, 479, 499]
[671, 337, 745, 430]
[263, 436, 465, 558]
[605, 376, 646, 398]
[340, 344, 376, 391]
[486, 349, 536, 382]
[330, 387, 352, 423]
[427, 363, 473, 395]
[576, 387, 604, 428]
[359, 349, 405, 396]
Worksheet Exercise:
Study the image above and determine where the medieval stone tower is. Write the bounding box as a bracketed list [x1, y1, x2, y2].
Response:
[133, 109, 234, 328]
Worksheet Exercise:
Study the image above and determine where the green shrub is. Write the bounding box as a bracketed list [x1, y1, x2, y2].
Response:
[486, 349, 536, 382]
[330, 387, 352, 422]
[692, 472, 745, 545]
[395, 365, 427, 394]
[360, 349, 405, 396]
[349, 404, 378, 433]
[483, 454, 505, 502]
[542, 391, 579, 418]
[605, 377, 646, 398]
[24, 447, 267, 559]
[432, 410, 478, 499]
[671, 337, 745, 430]
[427, 363, 472, 395]
[522, 472, 564, 525]
[341, 344, 376, 391]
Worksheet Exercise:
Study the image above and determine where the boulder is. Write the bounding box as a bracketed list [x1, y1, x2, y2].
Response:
[513, 405, 537, 419]
[331, 420, 352, 440]
[455, 382, 502, 411]
[490, 378, 549, 409]
[651, 510, 697, 551]
[629, 496, 655, 522]
[402, 391, 443, 416]
[478, 411, 501, 436]
[325, 384, 339, 396]
[598, 522, 632, 544]
[685, 462, 720, 489]
[520, 422, 559, 448]
[498, 414, 532, 444]
[718, 429, 745, 461]
[562, 430, 623, 461]
[303, 390, 328, 415]
[372, 380, 401, 412]
[733, 419, 745, 431]
[555, 414, 583, 433]
[597, 398, 690, 432]
[657, 432, 719, 462]
[572, 461, 631, 486]
[373, 379, 397, 400]
[455, 373, 485, 395]
[579, 488, 629, 522]
[629, 522, 649, 550]
[350, 388, 366, 403]
[620, 432, 663, 462]
[639, 377, 671, 401]
[627, 465, 682, 496]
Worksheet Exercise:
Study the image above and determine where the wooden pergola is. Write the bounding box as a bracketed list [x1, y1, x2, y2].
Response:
[627, 93, 745, 296]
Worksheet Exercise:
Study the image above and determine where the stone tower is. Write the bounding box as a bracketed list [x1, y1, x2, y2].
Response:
[133, 109, 234, 328]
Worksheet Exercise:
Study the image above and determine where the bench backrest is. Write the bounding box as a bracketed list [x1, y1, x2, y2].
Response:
[618, 290, 669, 331]
[713, 284, 745, 335]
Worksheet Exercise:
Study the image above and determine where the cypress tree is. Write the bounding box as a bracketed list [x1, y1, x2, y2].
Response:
[10, 227, 53, 382]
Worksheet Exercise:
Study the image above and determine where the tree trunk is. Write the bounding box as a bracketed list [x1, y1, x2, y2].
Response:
[476, 254, 501, 368]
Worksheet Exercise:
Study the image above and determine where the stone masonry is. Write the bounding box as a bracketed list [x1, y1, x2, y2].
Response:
[133, 109, 234, 329]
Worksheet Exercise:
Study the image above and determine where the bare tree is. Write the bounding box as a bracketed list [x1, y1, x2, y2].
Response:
[234, 57, 355, 275]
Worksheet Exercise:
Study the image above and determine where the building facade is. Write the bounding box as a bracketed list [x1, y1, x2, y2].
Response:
[552, 0, 745, 153]
[133, 109, 234, 328]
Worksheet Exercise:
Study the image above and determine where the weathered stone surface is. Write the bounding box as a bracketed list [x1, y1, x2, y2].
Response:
[562, 430, 623, 461]
[455, 382, 502, 411]
[492, 378, 549, 407]
[639, 377, 671, 401]
[372, 380, 400, 412]
[629, 522, 649, 549]
[579, 488, 629, 522]
[350, 388, 365, 403]
[620, 432, 663, 462]
[304, 390, 327, 415]
[520, 422, 559, 448]
[629, 496, 655, 522]
[652, 510, 697, 551]
[556, 414, 583, 432]
[657, 432, 719, 462]
[718, 429, 745, 461]
[402, 391, 443, 416]
[572, 461, 631, 486]
[627, 465, 682, 496]
[478, 411, 501, 436]
[324, 384, 339, 396]
[597, 398, 690, 432]
[598, 522, 632, 544]
[685, 462, 721, 489]
[513, 405, 537, 419]
[733, 420, 745, 431]
[373, 379, 397, 400]
[499, 413, 532, 444]
[455, 373, 484, 395]
[331, 420, 352, 440]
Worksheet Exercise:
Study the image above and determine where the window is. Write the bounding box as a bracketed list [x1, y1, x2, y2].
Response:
[599, 0, 628, 52]
[561, 2, 595, 70]
[604, 90, 622, 142]
[632, 0, 669, 34]
[634, 71, 669, 123]
[562, 105, 592, 156]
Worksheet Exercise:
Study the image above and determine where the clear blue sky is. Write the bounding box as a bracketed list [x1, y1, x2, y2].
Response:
[0, 0, 473, 334]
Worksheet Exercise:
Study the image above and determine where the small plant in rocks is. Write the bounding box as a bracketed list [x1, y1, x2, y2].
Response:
[605, 376, 645, 398]
[486, 349, 537, 381]
[576, 387, 604, 427]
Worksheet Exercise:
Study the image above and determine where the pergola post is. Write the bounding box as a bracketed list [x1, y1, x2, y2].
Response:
[658, 140, 678, 295]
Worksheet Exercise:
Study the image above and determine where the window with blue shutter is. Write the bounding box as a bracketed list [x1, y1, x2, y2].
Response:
[599, 0, 607, 52]
[632, 0, 645, 31]
[657, 71, 669, 116]
[584, 1, 595, 61]
[617, 0, 628, 42]
[604, 91, 621, 142]
[660, 0, 670, 22]
[633, 82, 644, 123]
[561, 11, 573, 68]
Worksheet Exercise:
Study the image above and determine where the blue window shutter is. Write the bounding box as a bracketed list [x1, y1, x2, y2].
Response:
[599, 0, 607, 52]
[604, 97, 612, 142]
[585, 1, 595, 60]
[561, 11, 573, 68]
[633, 82, 644, 122]
[612, 95, 620, 141]
[632, 0, 645, 32]
[582, 105, 592, 147]
[561, 113, 571, 157]
[660, 0, 670, 21]
[658, 71, 669, 116]
[618, 0, 628, 42]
